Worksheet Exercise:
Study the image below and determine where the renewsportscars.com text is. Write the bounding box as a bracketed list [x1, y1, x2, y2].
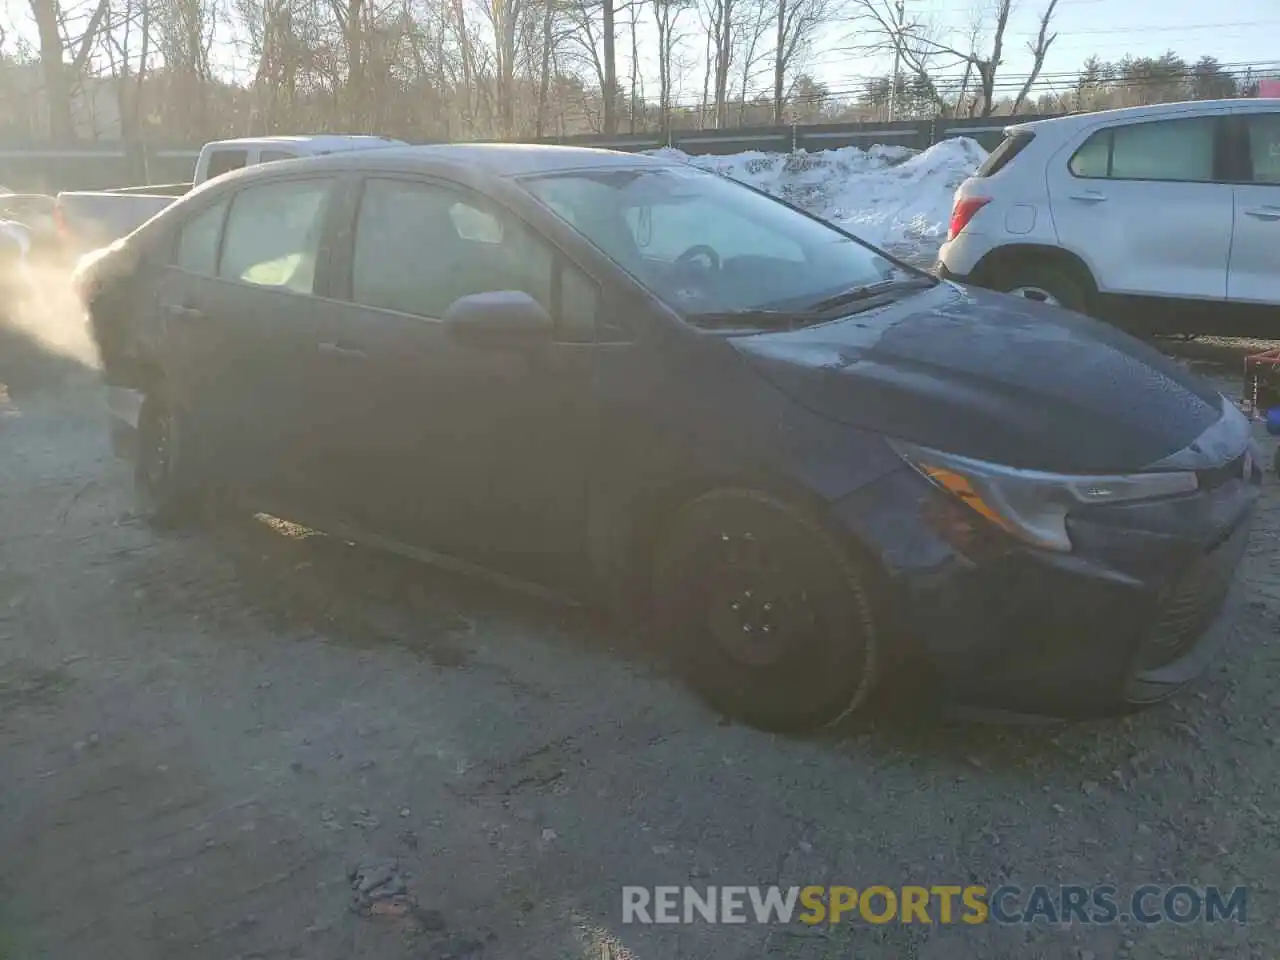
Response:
[621, 884, 1248, 926]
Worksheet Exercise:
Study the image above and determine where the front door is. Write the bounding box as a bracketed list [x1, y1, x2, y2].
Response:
[1047, 114, 1234, 300]
[317, 176, 601, 589]
[1228, 110, 1280, 305]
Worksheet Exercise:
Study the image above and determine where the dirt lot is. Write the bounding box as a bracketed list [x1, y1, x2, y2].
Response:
[1, 371, 1278, 960]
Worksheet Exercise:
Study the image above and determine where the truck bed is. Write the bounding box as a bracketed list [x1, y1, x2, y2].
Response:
[56, 185, 191, 253]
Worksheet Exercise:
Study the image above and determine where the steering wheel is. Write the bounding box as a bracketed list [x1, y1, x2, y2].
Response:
[674, 244, 721, 274]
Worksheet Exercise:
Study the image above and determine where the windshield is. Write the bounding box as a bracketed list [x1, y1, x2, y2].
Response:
[521, 164, 923, 320]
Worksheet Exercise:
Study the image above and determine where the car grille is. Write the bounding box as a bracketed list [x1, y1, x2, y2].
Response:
[1138, 521, 1249, 670]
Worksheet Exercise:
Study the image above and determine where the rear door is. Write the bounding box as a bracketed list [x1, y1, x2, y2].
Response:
[1227, 108, 1280, 305]
[1047, 113, 1234, 299]
[155, 175, 343, 507]
[318, 175, 602, 589]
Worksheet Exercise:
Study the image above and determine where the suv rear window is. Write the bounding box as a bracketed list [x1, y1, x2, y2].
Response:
[206, 149, 248, 179]
[974, 131, 1034, 177]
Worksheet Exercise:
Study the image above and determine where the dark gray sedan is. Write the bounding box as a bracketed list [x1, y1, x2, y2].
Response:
[76, 144, 1261, 731]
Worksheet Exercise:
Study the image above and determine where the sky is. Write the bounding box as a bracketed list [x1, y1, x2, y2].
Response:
[3, 0, 1278, 105]
[808, 0, 1280, 97]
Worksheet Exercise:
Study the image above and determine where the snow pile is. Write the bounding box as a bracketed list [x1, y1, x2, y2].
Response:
[654, 137, 989, 263]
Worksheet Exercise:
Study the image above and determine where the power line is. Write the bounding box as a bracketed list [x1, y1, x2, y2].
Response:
[1022, 19, 1280, 38]
[690, 63, 1280, 108]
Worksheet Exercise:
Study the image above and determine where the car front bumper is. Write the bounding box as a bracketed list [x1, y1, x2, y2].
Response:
[832, 457, 1261, 717]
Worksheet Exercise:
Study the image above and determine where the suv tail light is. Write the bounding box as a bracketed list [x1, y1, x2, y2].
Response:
[948, 196, 990, 242]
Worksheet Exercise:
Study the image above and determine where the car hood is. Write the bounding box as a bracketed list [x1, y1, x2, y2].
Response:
[731, 282, 1230, 473]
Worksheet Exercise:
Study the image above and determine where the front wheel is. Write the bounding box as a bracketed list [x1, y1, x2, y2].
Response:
[651, 488, 879, 732]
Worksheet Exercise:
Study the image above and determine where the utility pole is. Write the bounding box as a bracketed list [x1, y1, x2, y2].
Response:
[888, 0, 905, 121]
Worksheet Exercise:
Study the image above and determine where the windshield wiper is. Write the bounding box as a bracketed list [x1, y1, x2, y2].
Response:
[803, 276, 935, 315]
[683, 309, 800, 330]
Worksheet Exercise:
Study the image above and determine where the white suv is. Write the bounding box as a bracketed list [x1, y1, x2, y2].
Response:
[936, 98, 1280, 334]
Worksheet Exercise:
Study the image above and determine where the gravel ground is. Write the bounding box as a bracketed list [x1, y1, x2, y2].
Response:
[0, 373, 1278, 960]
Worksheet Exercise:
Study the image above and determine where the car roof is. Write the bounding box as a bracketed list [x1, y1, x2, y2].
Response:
[379, 142, 673, 175]
[1008, 98, 1280, 135]
[206, 134, 408, 151]
[217, 142, 676, 183]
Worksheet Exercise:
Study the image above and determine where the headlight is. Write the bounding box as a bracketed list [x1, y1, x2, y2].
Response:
[891, 440, 1199, 552]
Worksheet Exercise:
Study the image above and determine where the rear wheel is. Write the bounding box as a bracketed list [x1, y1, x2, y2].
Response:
[135, 391, 203, 526]
[995, 261, 1089, 313]
[651, 488, 879, 732]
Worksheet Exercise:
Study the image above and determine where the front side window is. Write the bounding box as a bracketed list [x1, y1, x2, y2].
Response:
[522, 165, 906, 319]
[260, 150, 298, 164]
[218, 178, 333, 294]
[1070, 117, 1217, 182]
[175, 198, 227, 276]
[351, 179, 558, 321]
[1245, 113, 1280, 184]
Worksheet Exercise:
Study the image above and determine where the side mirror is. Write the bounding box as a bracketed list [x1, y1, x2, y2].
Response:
[442, 291, 553, 347]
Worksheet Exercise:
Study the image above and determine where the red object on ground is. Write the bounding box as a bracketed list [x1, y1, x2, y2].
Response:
[1260, 79, 1280, 97]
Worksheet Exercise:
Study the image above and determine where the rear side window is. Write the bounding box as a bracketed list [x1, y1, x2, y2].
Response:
[218, 179, 333, 294]
[974, 131, 1034, 178]
[1244, 113, 1280, 184]
[205, 149, 249, 180]
[260, 150, 298, 164]
[175, 199, 228, 276]
[1068, 133, 1110, 178]
[1069, 117, 1217, 182]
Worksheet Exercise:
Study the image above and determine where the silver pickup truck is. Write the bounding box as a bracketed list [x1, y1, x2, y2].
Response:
[56, 134, 406, 254]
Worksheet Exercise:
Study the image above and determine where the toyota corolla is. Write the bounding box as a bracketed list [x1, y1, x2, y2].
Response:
[76, 143, 1261, 731]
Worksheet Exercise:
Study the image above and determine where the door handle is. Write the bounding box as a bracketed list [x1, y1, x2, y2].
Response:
[317, 341, 368, 360]
[1243, 207, 1280, 222]
[1068, 191, 1108, 203]
[165, 303, 204, 319]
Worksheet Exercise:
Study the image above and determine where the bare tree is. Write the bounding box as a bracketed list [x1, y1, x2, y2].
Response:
[328, 0, 368, 128]
[29, 0, 76, 140]
[562, 0, 606, 128]
[156, 0, 219, 137]
[843, 0, 946, 117]
[907, 0, 1060, 117]
[652, 0, 689, 136]
[100, 0, 152, 152]
[482, 0, 525, 135]
[601, 0, 617, 133]
[732, 0, 771, 124]
[700, 0, 736, 127]
[1010, 0, 1060, 114]
[626, 0, 642, 132]
[534, 0, 557, 135]
[771, 0, 828, 124]
[28, 0, 109, 140]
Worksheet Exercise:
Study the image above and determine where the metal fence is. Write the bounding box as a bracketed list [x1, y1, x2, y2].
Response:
[0, 113, 1055, 195]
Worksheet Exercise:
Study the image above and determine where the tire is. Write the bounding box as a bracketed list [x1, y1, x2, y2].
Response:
[135, 391, 203, 526]
[996, 261, 1089, 313]
[651, 488, 879, 733]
